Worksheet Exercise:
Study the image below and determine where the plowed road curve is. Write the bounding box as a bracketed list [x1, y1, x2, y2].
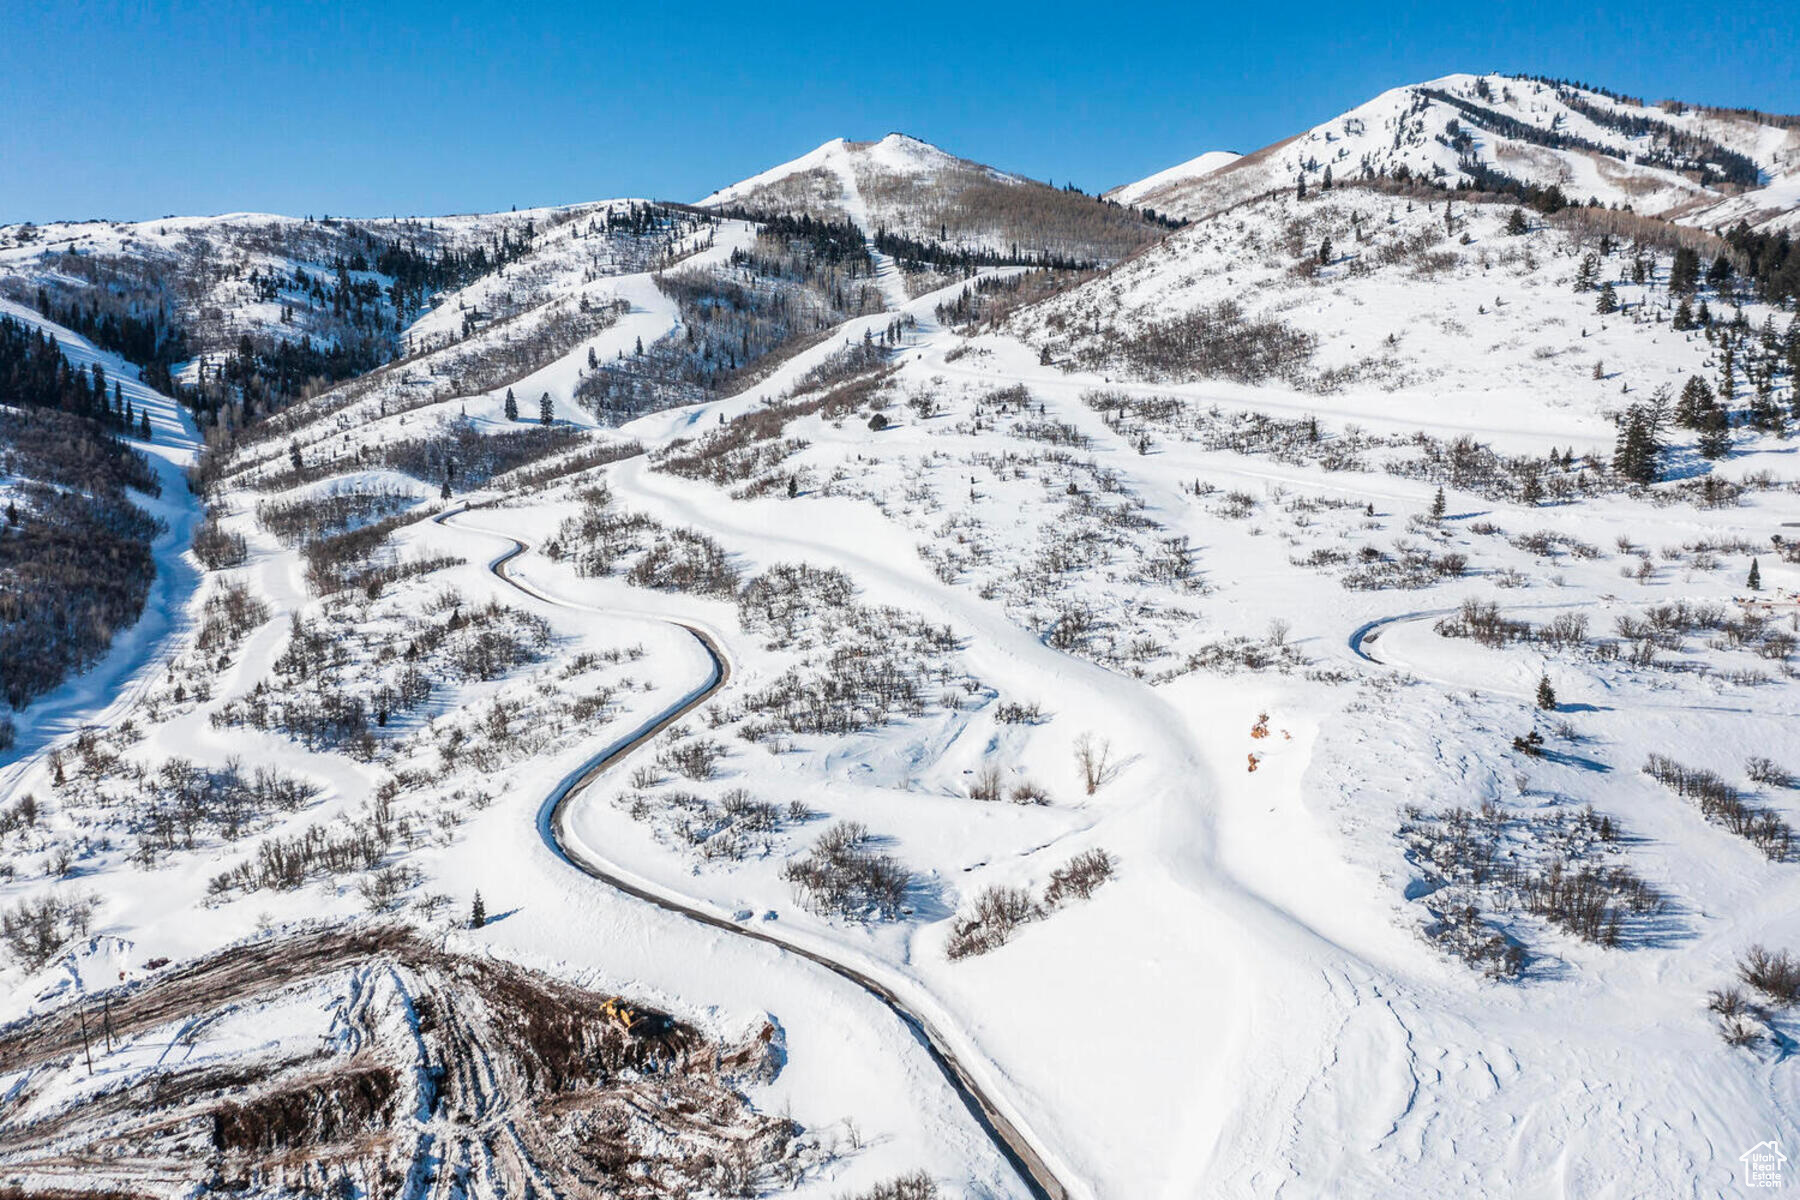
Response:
[438, 507, 1073, 1200]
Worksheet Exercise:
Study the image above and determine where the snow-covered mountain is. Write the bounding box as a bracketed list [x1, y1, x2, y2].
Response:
[1121, 72, 1800, 229]
[701, 132, 1170, 267]
[5, 71, 1800, 1200]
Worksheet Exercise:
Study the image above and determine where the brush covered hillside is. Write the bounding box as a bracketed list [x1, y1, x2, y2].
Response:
[1122, 72, 1800, 230]
[701, 133, 1173, 282]
[5, 73, 1800, 1200]
[0, 207, 574, 405]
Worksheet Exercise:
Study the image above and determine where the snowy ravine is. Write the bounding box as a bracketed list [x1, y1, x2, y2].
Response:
[0, 295, 203, 788]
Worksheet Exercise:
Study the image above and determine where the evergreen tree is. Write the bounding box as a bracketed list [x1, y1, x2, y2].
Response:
[1296, 175, 1308, 200]
[1317, 237, 1332, 266]
[1596, 282, 1619, 314]
[1707, 255, 1734, 292]
[1536, 674, 1557, 711]
[471, 891, 486, 929]
[1697, 409, 1732, 459]
[1669, 246, 1701, 295]
[1675, 375, 1714, 427]
[504, 387, 518, 420]
[1748, 558, 1762, 591]
[1505, 208, 1529, 235]
[1673, 297, 1695, 330]
[539, 392, 553, 425]
[138, 409, 151, 440]
[1575, 253, 1599, 292]
[1612, 405, 1660, 484]
[440, 477, 452, 500]
[1321, 165, 1333, 191]
[1430, 486, 1447, 521]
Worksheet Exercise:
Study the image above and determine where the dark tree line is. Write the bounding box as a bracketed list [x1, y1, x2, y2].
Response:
[30, 288, 190, 392]
[1, 315, 155, 440]
[1419, 86, 1759, 190]
[723, 212, 872, 272]
[873, 227, 1096, 274]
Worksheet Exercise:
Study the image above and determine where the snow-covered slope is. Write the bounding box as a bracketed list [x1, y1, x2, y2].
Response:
[701, 132, 1168, 265]
[1010, 184, 1788, 445]
[0, 205, 588, 401]
[6, 72, 1800, 1200]
[1106, 149, 1241, 207]
[1127, 72, 1800, 229]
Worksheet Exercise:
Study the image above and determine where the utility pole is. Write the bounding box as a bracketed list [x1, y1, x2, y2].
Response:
[77, 1004, 93, 1075]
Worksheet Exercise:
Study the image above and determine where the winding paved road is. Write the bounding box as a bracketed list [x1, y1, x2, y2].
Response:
[438, 508, 1073, 1200]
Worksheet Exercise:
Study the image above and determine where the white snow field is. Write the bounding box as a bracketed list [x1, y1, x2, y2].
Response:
[4, 76, 1800, 1199]
[1106, 149, 1242, 207]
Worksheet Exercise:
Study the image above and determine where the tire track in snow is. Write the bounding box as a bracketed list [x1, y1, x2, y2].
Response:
[435, 508, 1074, 1200]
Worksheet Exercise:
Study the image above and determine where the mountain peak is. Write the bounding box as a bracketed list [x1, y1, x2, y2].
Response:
[1115, 71, 1800, 230]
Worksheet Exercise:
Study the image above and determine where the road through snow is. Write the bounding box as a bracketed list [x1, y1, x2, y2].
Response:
[436, 507, 1074, 1200]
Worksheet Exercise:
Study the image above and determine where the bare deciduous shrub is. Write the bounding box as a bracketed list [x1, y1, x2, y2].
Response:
[258, 486, 412, 546]
[1009, 780, 1050, 805]
[1645, 755, 1793, 859]
[1747, 757, 1796, 789]
[356, 864, 422, 913]
[781, 822, 911, 921]
[945, 885, 1037, 960]
[1043, 849, 1116, 906]
[1075, 733, 1118, 795]
[947, 848, 1116, 961]
[549, 486, 740, 597]
[194, 581, 271, 654]
[1, 891, 99, 970]
[1739, 945, 1800, 1006]
[660, 738, 724, 781]
[207, 821, 391, 896]
[967, 764, 1003, 802]
[1080, 300, 1318, 387]
[728, 562, 967, 737]
[840, 1171, 937, 1200]
[993, 699, 1045, 724]
[1400, 801, 1663, 975]
[191, 512, 248, 569]
[1518, 858, 1661, 945]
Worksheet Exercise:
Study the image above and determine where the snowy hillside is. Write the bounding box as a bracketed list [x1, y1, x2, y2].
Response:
[701, 133, 1171, 271]
[1123, 72, 1800, 230]
[5, 74, 1800, 1200]
[1105, 149, 1241, 207]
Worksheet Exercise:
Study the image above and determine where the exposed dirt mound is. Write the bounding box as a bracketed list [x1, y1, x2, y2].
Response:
[0, 926, 803, 1198]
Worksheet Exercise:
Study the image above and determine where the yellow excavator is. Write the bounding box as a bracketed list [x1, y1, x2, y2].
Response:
[598, 996, 644, 1035]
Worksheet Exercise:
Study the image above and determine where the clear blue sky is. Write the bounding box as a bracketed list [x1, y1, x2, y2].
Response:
[3, 1, 1796, 223]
